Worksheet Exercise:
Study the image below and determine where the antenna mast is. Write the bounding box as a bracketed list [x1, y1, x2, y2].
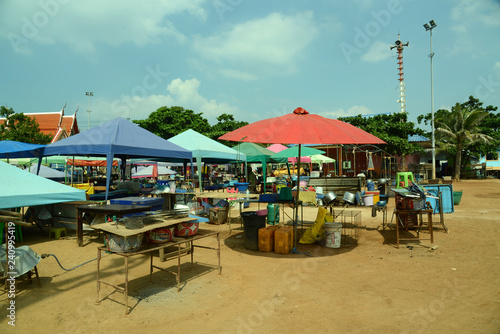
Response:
[390, 33, 409, 114]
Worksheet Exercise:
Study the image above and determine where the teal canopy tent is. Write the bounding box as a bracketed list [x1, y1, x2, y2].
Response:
[0, 160, 86, 210]
[271, 146, 325, 160]
[168, 129, 246, 192]
[232, 142, 287, 191]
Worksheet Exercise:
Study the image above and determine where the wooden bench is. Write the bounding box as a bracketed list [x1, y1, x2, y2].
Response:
[308, 177, 363, 198]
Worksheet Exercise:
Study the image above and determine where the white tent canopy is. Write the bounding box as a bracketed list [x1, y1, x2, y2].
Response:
[310, 154, 335, 164]
[132, 165, 177, 178]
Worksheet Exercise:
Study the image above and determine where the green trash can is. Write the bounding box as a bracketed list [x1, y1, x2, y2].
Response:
[453, 190, 463, 205]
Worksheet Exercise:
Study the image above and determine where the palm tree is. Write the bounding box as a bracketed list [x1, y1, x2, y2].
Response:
[436, 104, 492, 181]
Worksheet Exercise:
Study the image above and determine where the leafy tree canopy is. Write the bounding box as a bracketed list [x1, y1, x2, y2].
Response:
[133, 107, 249, 145]
[208, 113, 248, 145]
[434, 99, 493, 180]
[0, 106, 52, 144]
[338, 113, 425, 156]
[133, 106, 212, 139]
[417, 95, 499, 166]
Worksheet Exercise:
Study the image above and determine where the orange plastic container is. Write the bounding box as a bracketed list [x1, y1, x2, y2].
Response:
[258, 226, 278, 252]
[274, 226, 293, 254]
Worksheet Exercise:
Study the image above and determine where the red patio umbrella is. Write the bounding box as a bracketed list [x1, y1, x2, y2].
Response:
[220, 107, 385, 146]
[219, 107, 386, 251]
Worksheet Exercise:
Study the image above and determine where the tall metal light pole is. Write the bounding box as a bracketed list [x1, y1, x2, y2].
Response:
[424, 20, 437, 180]
[85, 91, 93, 130]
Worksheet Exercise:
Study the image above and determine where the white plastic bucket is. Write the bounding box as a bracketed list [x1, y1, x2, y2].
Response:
[324, 222, 342, 248]
[362, 194, 374, 206]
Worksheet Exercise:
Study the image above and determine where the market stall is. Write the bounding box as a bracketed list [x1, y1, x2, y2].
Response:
[91, 214, 221, 315]
[40, 117, 193, 201]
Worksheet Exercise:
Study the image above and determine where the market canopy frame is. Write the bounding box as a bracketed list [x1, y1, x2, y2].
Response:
[40, 117, 193, 200]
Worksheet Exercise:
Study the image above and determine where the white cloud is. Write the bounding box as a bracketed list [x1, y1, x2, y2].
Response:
[218, 68, 258, 81]
[0, 0, 206, 54]
[97, 78, 239, 124]
[451, 0, 500, 35]
[361, 41, 392, 62]
[191, 11, 320, 79]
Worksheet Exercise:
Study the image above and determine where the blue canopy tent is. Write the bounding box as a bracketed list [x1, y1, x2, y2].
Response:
[168, 129, 246, 191]
[0, 161, 86, 210]
[40, 117, 193, 200]
[0, 140, 45, 162]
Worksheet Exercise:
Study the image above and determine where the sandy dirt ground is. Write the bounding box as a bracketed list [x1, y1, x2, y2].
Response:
[1, 179, 500, 334]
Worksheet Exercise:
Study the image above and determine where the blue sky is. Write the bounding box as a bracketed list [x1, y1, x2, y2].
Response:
[1, 0, 499, 132]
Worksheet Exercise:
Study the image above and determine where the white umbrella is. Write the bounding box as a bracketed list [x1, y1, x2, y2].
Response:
[310, 154, 335, 164]
[132, 165, 176, 178]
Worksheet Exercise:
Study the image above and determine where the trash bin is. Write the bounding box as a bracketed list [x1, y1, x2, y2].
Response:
[453, 190, 463, 205]
[241, 211, 266, 250]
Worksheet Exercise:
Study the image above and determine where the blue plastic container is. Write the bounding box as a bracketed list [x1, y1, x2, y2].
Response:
[259, 194, 279, 202]
[367, 181, 375, 191]
[234, 182, 249, 192]
[110, 196, 164, 214]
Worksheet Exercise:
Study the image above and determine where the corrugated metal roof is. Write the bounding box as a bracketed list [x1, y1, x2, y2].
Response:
[408, 134, 429, 142]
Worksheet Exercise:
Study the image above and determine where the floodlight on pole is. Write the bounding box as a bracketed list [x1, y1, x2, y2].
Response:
[424, 20, 437, 180]
[85, 91, 93, 130]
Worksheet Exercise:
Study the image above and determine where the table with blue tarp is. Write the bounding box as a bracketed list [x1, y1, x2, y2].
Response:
[391, 187, 435, 248]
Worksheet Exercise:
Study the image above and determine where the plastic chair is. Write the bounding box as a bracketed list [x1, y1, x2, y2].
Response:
[49, 227, 67, 240]
[396, 172, 415, 188]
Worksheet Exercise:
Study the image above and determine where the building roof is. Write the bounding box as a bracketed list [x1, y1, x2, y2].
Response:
[408, 134, 429, 142]
[0, 107, 80, 143]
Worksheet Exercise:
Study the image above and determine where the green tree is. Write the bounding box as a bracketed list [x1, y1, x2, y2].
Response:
[0, 106, 52, 144]
[208, 113, 248, 145]
[418, 96, 498, 179]
[338, 113, 425, 156]
[133, 106, 212, 139]
[435, 102, 493, 181]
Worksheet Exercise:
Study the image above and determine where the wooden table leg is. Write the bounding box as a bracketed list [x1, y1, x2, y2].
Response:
[124, 256, 129, 316]
[150, 252, 154, 284]
[217, 232, 221, 275]
[429, 211, 434, 244]
[33, 266, 41, 287]
[228, 205, 232, 235]
[177, 244, 181, 292]
[96, 248, 101, 305]
[190, 241, 194, 269]
[77, 209, 83, 247]
[396, 213, 400, 248]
